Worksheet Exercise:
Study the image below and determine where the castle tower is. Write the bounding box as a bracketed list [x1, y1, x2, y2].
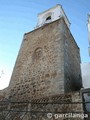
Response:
[8, 4, 82, 101]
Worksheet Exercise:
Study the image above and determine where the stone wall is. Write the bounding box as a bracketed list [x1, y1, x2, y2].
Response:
[0, 92, 85, 120]
[62, 20, 82, 92]
[0, 17, 84, 119]
[0, 87, 8, 99]
[8, 18, 66, 101]
[8, 17, 82, 101]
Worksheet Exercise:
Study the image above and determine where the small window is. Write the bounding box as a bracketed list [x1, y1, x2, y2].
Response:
[46, 16, 51, 21]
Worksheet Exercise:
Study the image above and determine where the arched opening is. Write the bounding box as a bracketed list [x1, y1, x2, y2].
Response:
[46, 16, 51, 21]
[32, 47, 43, 61]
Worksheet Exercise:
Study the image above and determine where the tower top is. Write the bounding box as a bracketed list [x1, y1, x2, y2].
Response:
[36, 4, 70, 28]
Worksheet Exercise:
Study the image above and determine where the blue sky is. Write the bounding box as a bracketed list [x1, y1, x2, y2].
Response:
[0, 0, 90, 89]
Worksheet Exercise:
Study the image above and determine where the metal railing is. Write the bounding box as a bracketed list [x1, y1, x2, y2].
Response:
[0, 100, 90, 120]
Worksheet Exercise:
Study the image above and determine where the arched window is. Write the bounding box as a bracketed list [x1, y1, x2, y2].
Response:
[46, 16, 51, 21]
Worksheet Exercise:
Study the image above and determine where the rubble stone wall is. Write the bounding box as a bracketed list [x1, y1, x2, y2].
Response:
[8, 18, 82, 101]
[8, 18, 66, 101]
[0, 92, 84, 120]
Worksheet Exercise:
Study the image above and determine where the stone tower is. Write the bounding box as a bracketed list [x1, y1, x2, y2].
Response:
[8, 4, 82, 101]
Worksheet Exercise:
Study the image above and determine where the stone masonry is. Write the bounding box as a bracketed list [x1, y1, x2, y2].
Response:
[0, 5, 84, 120]
[8, 17, 82, 101]
[0, 92, 84, 120]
